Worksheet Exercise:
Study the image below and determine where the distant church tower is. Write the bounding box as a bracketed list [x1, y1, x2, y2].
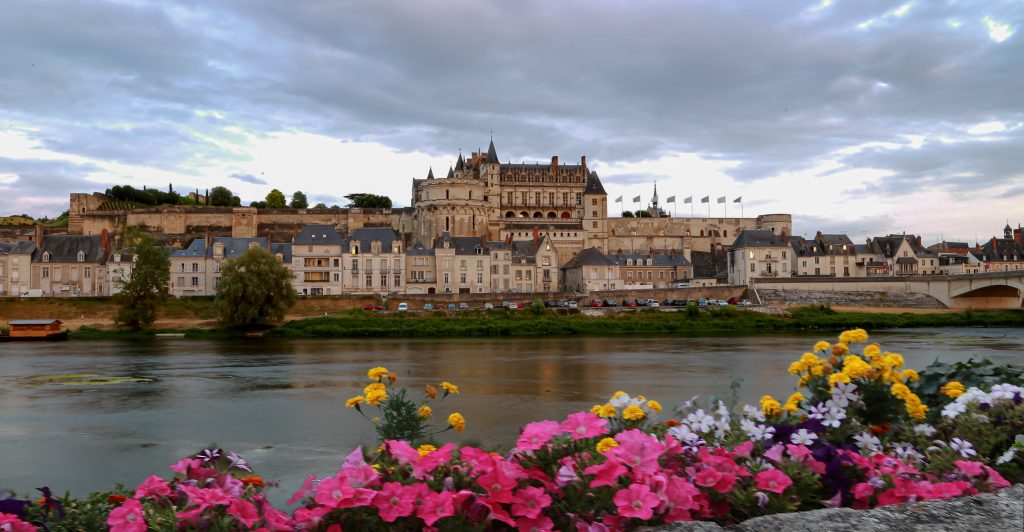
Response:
[651, 182, 659, 213]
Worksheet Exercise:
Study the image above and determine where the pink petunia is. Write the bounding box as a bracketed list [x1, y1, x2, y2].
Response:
[385, 440, 420, 464]
[293, 506, 331, 527]
[0, 513, 37, 532]
[342, 446, 380, 487]
[511, 486, 553, 519]
[169, 457, 202, 475]
[732, 440, 754, 459]
[373, 482, 416, 522]
[518, 420, 563, 451]
[134, 475, 171, 499]
[315, 476, 375, 509]
[613, 484, 660, 520]
[607, 430, 665, 478]
[287, 474, 318, 505]
[785, 444, 813, 463]
[476, 464, 520, 504]
[852, 482, 875, 500]
[106, 498, 146, 532]
[583, 459, 628, 488]
[179, 485, 231, 509]
[226, 498, 260, 528]
[955, 460, 985, 477]
[414, 443, 457, 479]
[516, 514, 556, 532]
[984, 466, 1011, 488]
[417, 490, 455, 526]
[254, 494, 294, 531]
[561, 412, 609, 441]
[754, 469, 792, 494]
[763, 443, 785, 463]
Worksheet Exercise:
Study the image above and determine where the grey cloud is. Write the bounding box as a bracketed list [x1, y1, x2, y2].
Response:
[231, 173, 267, 185]
[0, 157, 109, 214]
[792, 213, 899, 241]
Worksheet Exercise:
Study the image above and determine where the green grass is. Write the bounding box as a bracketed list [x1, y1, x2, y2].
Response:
[267, 306, 1024, 339]
[0, 215, 35, 226]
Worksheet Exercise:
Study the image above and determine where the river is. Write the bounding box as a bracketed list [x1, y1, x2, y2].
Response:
[1, 328, 1021, 504]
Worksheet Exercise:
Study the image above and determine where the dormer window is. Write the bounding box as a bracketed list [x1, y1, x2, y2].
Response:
[214, 243, 225, 257]
[351, 243, 359, 255]
[77, 251, 85, 262]
[113, 253, 122, 263]
[275, 253, 283, 262]
[248, 242, 259, 250]
[42, 252, 50, 263]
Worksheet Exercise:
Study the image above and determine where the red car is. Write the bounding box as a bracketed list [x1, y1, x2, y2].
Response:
[362, 304, 383, 311]
[589, 300, 604, 307]
[727, 297, 741, 305]
[621, 299, 638, 307]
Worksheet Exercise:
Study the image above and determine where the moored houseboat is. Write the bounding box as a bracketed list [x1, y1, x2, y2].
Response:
[1, 319, 69, 341]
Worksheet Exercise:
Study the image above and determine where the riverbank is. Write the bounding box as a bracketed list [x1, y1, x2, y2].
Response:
[57, 305, 1024, 340]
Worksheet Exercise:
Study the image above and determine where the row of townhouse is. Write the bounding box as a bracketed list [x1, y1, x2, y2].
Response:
[727, 224, 1024, 284]
[169, 236, 292, 296]
[558, 247, 694, 294]
[0, 228, 135, 297]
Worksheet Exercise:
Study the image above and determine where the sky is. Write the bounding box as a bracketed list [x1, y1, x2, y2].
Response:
[0, 0, 1021, 243]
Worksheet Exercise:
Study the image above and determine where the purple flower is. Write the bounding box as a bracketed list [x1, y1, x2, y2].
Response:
[36, 486, 65, 518]
[754, 491, 769, 508]
[226, 451, 251, 472]
[198, 448, 222, 463]
[0, 496, 30, 519]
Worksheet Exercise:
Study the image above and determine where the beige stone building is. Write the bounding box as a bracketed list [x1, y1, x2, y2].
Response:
[560, 247, 621, 294]
[612, 252, 693, 288]
[727, 229, 792, 285]
[291, 225, 343, 296]
[32, 231, 110, 297]
[976, 225, 1024, 272]
[169, 236, 276, 296]
[0, 241, 35, 296]
[341, 227, 405, 296]
[488, 232, 560, 294]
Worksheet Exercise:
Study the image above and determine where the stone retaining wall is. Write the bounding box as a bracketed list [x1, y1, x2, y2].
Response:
[757, 288, 945, 309]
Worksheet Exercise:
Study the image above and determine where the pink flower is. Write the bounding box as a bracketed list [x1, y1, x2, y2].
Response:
[511, 486, 552, 519]
[134, 475, 171, 499]
[417, 490, 455, 526]
[613, 484, 660, 520]
[663, 476, 701, 522]
[459, 446, 495, 470]
[984, 466, 1011, 488]
[561, 412, 609, 441]
[556, 464, 579, 486]
[254, 494, 293, 531]
[179, 485, 231, 509]
[785, 444, 813, 463]
[373, 482, 416, 522]
[852, 482, 875, 500]
[293, 506, 331, 527]
[518, 420, 563, 451]
[227, 498, 260, 528]
[385, 440, 420, 464]
[754, 469, 792, 494]
[315, 476, 375, 509]
[415, 443, 457, 479]
[516, 514, 556, 532]
[955, 460, 985, 477]
[583, 459, 628, 488]
[732, 440, 754, 459]
[169, 457, 202, 475]
[476, 463, 520, 504]
[607, 430, 665, 478]
[107, 498, 146, 532]
[342, 446, 380, 487]
[931, 481, 970, 499]
[287, 474, 317, 504]
[763, 443, 785, 462]
[694, 467, 736, 493]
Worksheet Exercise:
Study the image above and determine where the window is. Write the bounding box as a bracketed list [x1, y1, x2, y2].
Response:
[562, 192, 569, 205]
[592, 221, 597, 228]
[394, 274, 401, 287]
[814, 257, 820, 264]
[526, 270, 532, 281]
[477, 273, 483, 283]
[535, 192, 541, 205]
[71, 267, 78, 282]
[460, 273, 467, 284]
[380, 259, 387, 270]
[659, 271, 665, 280]
[460, 259, 467, 270]
[381, 274, 387, 286]
[627, 271, 633, 280]
[191, 277, 199, 286]
[477, 259, 483, 270]
[748, 251, 754, 259]
[77, 251, 85, 262]
[549, 192, 555, 205]
[42, 267, 49, 278]
[576, 193, 582, 205]
[351, 259, 359, 271]
[214, 277, 221, 287]
[365, 274, 372, 287]
[334, 273, 340, 282]
[192, 263, 199, 272]
[443, 272, 450, 284]
[42, 252, 50, 263]
[751, 263, 755, 272]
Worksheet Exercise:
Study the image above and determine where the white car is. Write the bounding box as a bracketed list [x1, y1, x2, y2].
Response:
[649, 301, 660, 307]
[397, 302, 408, 312]
[568, 301, 578, 309]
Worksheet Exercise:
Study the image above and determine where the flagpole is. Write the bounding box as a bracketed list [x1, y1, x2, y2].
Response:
[724, 199, 728, 218]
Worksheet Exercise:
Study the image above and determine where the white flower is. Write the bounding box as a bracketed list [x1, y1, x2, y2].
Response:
[743, 404, 766, 422]
[913, 424, 937, 437]
[822, 406, 847, 428]
[990, 384, 1024, 400]
[740, 419, 775, 441]
[609, 393, 645, 409]
[832, 382, 859, 403]
[853, 432, 881, 453]
[951, 438, 977, 458]
[890, 443, 922, 462]
[686, 409, 715, 433]
[807, 402, 829, 421]
[996, 448, 1017, 465]
[942, 401, 967, 419]
[668, 423, 696, 441]
[790, 428, 818, 446]
[668, 424, 706, 451]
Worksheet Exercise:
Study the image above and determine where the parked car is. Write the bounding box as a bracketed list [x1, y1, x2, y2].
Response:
[727, 297, 741, 305]
[458, 302, 470, 310]
[674, 282, 691, 288]
[649, 301, 660, 307]
[737, 299, 752, 307]
[697, 298, 708, 308]
[568, 301, 578, 309]
[712, 299, 729, 307]
[447, 303, 457, 311]
[362, 304, 383, 311]
[589, 300, 604, 307]
[556, 300, 570, 308]
[635, 299, 649, 307]
[603, 299, 618, 307]
[545, 300, 559, 308]
[423, 303, 434, 311]
[483, 302, 494, 310]
[397, 302, 409, 312]
[622, 299, 638, 307]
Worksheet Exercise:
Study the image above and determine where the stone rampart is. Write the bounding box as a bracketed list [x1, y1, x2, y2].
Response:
[757, 288, 946, 309]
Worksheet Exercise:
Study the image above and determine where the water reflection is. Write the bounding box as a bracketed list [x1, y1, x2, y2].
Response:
[0, 328, 1021, 505]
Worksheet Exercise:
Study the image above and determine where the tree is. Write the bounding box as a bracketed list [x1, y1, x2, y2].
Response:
[621, 211, 635, 218]
[344, 193, 393, 209]
[209, 186, 234, 206]
[113, 228, 170, 330]
[265, 189, 286, 208]
[214, 247, 296, 327]
[290, 191, 309, 209]
[313, 202, 327, 209]
[250, 200, 268, 209]
[635, 210, 653, 218]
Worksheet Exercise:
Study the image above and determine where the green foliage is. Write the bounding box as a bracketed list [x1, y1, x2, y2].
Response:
[208, 186, 235, 207]
[375, 388, 427, 442]
[113, 228, 170, 330]
[635, 210, 653, 217]
[530, 299, 545, 315]
[345, 193, 393, 209]
[289, 190, 309, 209]
[214, 247, 296, 327]
[265, 189, 286, 208]
[250, 200, 268, 209]
[913, 357, 1024, 421]
[313, 202, 327, 209]
[621, 211, 635, 217]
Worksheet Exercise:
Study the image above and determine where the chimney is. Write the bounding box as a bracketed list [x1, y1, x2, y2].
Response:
[100, 229, 110, 262]
[1015, 228, 1022, 248]
[205, 228, 212, 249]
[975, 243, 982, 253]
[992, 237, 998, 251]
[781, 228, 788, 241]
[551, 156, 558, 174]
[581, 155, 587, 174]
[34, 224, 43, 247]
[815, 230, 823, 241]
[533, 226, 539, 246]
[916, 235, 922, 246]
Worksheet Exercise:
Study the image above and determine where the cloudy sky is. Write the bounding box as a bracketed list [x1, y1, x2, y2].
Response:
[1, 0, 1021, 243]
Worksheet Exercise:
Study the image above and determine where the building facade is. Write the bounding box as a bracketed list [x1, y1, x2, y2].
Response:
[727, 230, 791, 285]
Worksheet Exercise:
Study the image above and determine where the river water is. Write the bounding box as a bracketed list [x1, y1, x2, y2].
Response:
[1, 328, 1022, 504]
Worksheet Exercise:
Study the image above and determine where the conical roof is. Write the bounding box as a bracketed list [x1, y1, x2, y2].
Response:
[486, 139, 499, 164]
[426, 167, 435, 180]
[446, 166, 454, 179]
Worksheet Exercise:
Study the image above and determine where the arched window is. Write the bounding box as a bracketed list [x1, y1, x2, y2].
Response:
[560, 211, 571, 219]
[445, 216, 450, 232]
[519, 211, 528, 218]
[723, 230, 728, 238]
[77, 251, 85, 262]
[505, 211, 515, 218]
[533, 212, 543, 218]
[42, 252, 50, 263]
[547, 212, 556, 219]
[699, 230, 704, 237]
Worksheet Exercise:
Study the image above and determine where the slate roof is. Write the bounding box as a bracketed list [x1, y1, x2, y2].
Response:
[434, 232, 486, 255]
[0, 241, 36, 255]
[171, 237, 273, 259]
[34, 235, 106, 264]
[979, 238, 1024, 262]
[561, 247, 616, 269]
[486, 139, 499, 164]
[10, 319, 62, 325]
[584, 171, 607, 195]
[171, 238, 207, 258]
[342, 227, 400, 253]
[729, 229, 789, 251]
[611, 252, 691, 267]
[406, 243, 434, 256]
[895, 256, 918, 264]
[690, 250, 727, 278]
[271, 243, 292, 263]
[293, 224, 343, 245]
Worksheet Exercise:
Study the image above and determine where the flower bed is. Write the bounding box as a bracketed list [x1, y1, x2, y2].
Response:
[2, 330, 1022, 531]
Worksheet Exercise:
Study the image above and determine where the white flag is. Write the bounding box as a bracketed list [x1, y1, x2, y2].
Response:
[615, 196, 623, 203]
[632, 195, 641, 203]
[683, 196, 692, 204]
[717, 196, 726, 204]
[733, 196, 742, 203]
[666, 195, 676, 203]
[700, 196, 709, 203]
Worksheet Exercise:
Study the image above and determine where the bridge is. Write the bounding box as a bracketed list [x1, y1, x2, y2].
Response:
[754, 270, 1024, 309]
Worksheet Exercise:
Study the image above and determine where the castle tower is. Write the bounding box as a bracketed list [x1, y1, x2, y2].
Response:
[582, 168, 609, 251]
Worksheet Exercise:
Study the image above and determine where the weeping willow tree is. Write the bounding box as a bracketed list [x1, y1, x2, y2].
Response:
[214, 247, 296, 327]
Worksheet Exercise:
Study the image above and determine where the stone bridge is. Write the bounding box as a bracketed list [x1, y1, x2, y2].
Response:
[754, 271, 1024, 309]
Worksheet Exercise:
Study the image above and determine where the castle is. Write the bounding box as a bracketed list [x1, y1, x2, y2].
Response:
[67, 139, 792, 264]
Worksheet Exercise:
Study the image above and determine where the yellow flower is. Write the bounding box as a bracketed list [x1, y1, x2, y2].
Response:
[813, 341, 831, 352]
[417, 444, 437, 458]
[598, 404, 617, 418]
[882, 353, 904, 370]
[590, 404, 603, 415]
[364, 383, 387, 405]
[387, 371, 398, 383]
[841, 355, 872, 379]
[940, 381, 965, 398]
[622, 405, 646, 421]
[798, 375, 811, 387]
[612, 391, 626, 399]
[372, 417, 380, 424]
[890, 383, 911, 400]
[596, 437, 619, 453]
[903, 369, 920, 382]
[839, 329, 868, 344]
[441, 381, 460, 395]
[810, 364, 826, 377]
[424, 384, 438, 399]
[864, 344, 881, 358]
[831, 343, 850, 356]
[447, 412, 465, 432]
[647, 400, 663, 413]
[783, 392, 804, 412]
[828, 372, 852, 387]
[904, 393, 927, 420]
[788, 361, 803, 375]
[345, 395, 365, 408]
[760, 395, 781, 417]
[367, 367, 389, 381]
[418, 405, 433, 418]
